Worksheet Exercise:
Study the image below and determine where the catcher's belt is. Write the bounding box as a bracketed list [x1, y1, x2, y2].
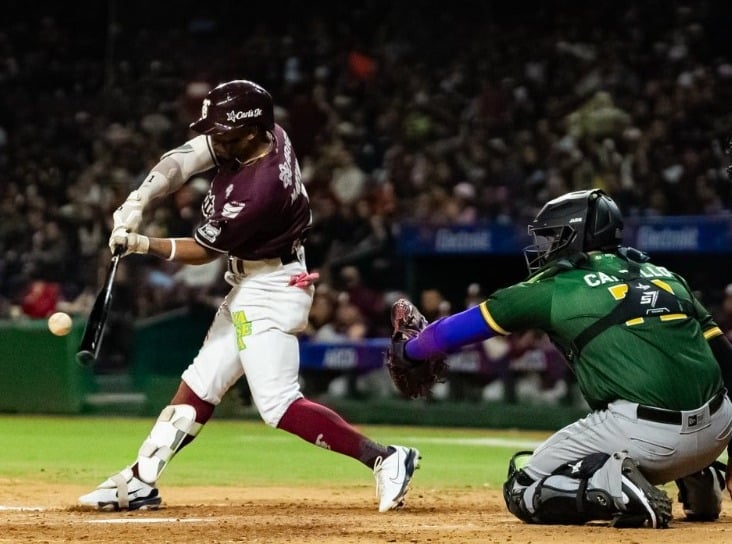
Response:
[636, 389, 726, 425]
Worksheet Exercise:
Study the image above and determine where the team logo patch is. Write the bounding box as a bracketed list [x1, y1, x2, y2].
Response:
[232, 311, 252, 350]
[202, 192, 215, 218]
[197, 221, 221, 243]
[222, 201, 246, 219]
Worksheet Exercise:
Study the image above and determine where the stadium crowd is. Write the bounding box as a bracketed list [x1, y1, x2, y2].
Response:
[2, 2, 732, 398]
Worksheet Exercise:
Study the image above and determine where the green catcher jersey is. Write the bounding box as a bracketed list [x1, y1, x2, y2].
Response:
[480, 251, 724, 411]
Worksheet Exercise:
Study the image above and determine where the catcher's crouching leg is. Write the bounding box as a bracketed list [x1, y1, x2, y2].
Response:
[503, 451, 672, 528]
[676, 461, 726, 521]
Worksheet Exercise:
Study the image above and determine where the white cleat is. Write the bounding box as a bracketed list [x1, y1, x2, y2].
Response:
[373, 445, 420, 512]
[78, 467, 162, 511]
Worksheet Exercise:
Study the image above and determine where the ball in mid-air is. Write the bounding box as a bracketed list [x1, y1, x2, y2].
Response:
[48, 311, 73, 336]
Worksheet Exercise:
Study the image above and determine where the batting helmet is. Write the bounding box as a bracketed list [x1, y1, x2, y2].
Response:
[524, 189, 623, 275]
[189, 80, 275, 135]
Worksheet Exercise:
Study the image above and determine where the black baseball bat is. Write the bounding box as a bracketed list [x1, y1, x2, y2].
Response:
[76, 246, 124, 366]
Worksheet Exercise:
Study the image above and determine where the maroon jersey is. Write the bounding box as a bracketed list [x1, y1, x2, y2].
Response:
[194, 124, 311, 260]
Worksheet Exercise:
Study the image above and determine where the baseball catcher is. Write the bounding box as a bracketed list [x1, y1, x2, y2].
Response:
[386, 298, 448, 398]
[390, 189, 732, 528]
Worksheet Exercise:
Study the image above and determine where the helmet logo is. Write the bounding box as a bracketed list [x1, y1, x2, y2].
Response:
[201, 99, 210, 119]
[226, 108, 262, 123]
[569, 217, 583, 223]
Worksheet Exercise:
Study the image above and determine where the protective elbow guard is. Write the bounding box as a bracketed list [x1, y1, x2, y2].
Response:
[137, 404, 202, 484]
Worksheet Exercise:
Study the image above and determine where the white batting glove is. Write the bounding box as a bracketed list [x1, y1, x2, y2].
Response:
[120, 232, 150, 257]
[108, 226, 129, 253]
[108, 190, 145, 252]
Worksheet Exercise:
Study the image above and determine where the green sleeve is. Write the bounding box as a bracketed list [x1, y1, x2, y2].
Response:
[482, 280, 554, 334]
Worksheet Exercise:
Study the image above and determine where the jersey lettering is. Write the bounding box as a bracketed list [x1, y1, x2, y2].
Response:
[640, 265, 673, 278]
[583, 272, 620, 287]
[278, 132, 307, 203]
[584, 265, 673, 288]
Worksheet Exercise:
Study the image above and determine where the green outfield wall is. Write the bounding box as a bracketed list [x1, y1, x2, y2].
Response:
[0, 314, 588, 430]
[0, 319, 94, 413]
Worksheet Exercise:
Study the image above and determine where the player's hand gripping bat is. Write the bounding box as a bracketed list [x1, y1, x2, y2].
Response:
[76, 246, 124, 366]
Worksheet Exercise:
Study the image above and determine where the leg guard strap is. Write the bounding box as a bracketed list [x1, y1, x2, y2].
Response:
[111, 471, 131, 509]
[137, 404, 202, 484]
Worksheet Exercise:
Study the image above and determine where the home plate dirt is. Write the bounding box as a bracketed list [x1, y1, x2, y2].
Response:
[1, 482, 730, 543]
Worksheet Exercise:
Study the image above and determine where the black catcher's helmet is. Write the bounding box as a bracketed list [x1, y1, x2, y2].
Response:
[524, 189, 623, 275]
[190, 80, 275, 135]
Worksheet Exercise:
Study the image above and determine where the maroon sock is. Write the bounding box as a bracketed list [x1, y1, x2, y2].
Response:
[277, 398, 390, 468]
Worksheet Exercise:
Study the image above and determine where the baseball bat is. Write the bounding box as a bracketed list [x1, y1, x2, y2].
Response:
[76, 246, 124, 366]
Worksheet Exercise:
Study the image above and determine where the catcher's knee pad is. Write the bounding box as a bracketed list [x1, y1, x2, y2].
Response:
[505, 452, 629, 525]
[676, 461, 726, 521]
[503, 451, 537, 523]
[137, 404, 202, 484]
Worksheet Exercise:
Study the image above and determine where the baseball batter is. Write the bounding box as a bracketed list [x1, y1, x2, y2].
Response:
[79, 80, 419, 513]
[393, 189, 732, 528]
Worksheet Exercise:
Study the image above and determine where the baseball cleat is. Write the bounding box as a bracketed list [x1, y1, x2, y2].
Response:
[78, 467, 162, 511]
[373, 445, 420, 512]
[613, 457, 672, 528]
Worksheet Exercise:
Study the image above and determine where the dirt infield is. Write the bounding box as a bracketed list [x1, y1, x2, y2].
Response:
[2, 481, 731, 543]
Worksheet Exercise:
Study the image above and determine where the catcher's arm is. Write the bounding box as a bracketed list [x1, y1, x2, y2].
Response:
[404, 302, 498, 361]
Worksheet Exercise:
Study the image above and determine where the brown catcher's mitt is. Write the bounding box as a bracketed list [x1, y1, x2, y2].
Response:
[386, 298, 449, 399]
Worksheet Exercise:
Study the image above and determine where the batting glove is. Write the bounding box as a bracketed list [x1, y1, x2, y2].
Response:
[108, 191, 145, 252]
[120, 232, 150, 257]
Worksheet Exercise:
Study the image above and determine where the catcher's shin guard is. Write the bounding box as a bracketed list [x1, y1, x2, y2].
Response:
[137, 404, 202, 484]
[504, 451, 672, 528]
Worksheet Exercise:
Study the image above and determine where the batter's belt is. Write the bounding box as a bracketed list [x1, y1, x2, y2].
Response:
[636, 389, 726, 425]
[227, 247, 302, 277]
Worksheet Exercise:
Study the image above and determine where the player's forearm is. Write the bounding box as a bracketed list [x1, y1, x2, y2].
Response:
[135, 136, 216, 206]
[405, 305, 494, 360]
[147, 237, 221, 265]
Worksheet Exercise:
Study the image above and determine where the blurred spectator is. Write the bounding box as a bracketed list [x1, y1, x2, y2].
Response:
[713, 283, 732, 341]
[504, 330, 570, 406]
[20, 279, 60, 318]
[337, 265, 387, 336]
[419, 288, 451, 322]
[304, 286, 340, 341]
[331, 295, 369, 341]
[2, 0, 732, 399]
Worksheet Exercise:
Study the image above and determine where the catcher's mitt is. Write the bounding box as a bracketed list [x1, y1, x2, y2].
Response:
[386, 298, 449, 399]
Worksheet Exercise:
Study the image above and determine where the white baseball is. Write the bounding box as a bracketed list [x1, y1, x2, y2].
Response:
[48, 312, 73, 336]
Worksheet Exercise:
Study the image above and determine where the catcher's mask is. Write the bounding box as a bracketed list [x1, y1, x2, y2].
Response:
[524, 189, 623, 275]
[190, 79, 275, 135]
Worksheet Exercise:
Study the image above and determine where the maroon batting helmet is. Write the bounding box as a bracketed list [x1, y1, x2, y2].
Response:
[190, 80, 275, 135]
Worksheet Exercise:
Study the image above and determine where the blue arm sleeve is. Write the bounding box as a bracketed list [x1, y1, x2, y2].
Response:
[405, 305, 495, 360]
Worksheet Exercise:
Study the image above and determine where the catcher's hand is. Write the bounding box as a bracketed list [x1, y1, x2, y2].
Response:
[386, 298, 448, 399]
